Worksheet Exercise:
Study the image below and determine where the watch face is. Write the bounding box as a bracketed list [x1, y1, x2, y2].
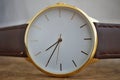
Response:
[25, 3, 97, 77]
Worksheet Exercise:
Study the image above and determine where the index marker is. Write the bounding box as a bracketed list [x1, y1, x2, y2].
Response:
[81, 51, 88, 55]
[80, 24, 87, 28]
[60, 63, 62, 71]
[84, 38, 92, 40]
[71, 12, 76, 20]
[72, 60, 77, 67]
[44, 15, 49, 21]
[35, 51, 41, 56]
[59, 8, 61, 18]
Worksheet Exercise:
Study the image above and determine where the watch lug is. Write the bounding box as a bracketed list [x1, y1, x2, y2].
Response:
[89, 58, 99, 65]
[26, 58, 33, 63]
[89, 17, 99, 22]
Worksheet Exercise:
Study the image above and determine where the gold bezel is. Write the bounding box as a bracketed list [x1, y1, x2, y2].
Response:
[24, 2, 98, 77]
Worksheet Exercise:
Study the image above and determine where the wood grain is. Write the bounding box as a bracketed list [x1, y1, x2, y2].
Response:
[0, 56, 120, 80]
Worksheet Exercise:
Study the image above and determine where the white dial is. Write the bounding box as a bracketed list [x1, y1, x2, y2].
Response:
[25, 3, 97, 77]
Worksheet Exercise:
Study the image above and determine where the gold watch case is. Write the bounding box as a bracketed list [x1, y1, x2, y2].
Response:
[24, 2, 98, 77]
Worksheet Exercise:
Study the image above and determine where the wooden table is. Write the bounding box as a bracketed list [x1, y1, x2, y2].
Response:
[0, 56, 120, 80]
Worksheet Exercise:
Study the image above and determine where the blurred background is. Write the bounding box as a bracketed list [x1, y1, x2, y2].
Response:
[0, 0, 120, 27]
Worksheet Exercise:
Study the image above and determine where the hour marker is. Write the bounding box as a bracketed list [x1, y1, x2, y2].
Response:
[72, 60, 77, 67]
[84, 38, 92, 40]
[71, 12, 76, 20]
[80, 24, 87, 28]
[30, 40, 38, 42]
[59, 8, 61, 17]
[44, 15, 49, 21]
[81, 51, 88, 55]
[60, 63, 62, 71]
[33, 25, 41, 30]
[35, 51, 41, 56]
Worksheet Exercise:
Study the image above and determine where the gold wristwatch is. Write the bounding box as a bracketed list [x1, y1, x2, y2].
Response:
[0, 3, 120, 77]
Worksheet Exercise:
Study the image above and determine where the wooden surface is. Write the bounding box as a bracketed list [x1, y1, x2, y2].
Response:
[0, 56, 120, 80]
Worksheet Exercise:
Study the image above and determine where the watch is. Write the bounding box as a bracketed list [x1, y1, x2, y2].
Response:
[0, 3, 120, 77]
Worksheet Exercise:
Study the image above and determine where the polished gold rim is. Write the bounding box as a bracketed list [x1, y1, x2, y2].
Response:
[24, 2, 98, 77]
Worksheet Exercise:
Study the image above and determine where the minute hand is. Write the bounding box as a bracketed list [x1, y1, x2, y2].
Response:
[45, 36, 62, 67]
[45, 42, 59, 67]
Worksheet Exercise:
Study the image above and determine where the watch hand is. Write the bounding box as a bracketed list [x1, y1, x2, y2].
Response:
[45, 34, 62, 67]
[45, 41, 58, 51]
[45, 42, 59, 67]
[56, 42, 61, 65]
[45, 34, 62, 51]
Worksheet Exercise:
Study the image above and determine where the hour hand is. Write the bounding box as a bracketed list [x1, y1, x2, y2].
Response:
[45, 41, 58, 51]
[35, 41, 58, 56]
[45, 34, 62, 51]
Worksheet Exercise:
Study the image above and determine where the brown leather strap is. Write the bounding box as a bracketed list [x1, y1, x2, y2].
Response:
[0, 24, 28, 57]
[94, 22, 120, 59]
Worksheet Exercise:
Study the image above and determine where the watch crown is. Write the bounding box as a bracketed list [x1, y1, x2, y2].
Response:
[56, 2, 65, 5]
